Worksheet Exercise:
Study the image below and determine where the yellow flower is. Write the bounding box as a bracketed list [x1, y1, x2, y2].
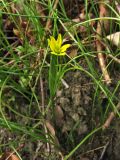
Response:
[48, 34, 70, 56]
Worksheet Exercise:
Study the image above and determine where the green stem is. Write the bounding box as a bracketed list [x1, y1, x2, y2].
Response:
[64, 127, 102, 160]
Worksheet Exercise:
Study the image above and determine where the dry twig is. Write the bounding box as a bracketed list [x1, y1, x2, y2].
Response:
[39, 77, 50, 153]
[103, 102, 120, 129]
[108, 54, 120, 64]
[96, 3, 111, 84]
[99, 141, 109, 160]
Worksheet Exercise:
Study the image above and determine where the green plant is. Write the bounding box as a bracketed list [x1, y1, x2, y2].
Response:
[48, 34, 70, 98]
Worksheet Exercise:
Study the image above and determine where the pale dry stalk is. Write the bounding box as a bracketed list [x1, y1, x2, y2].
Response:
[40, 77, 50, 153]
[108, 54, 120, 64]
[103, 102, 120, 129]
[96, 3, 111, 84]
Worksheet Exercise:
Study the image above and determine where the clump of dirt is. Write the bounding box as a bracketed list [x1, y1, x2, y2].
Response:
[52, 67, 120, 159]
[113, 120, 120, 160]
[56, 70, 93, 135]
[51, 69, 95, 156]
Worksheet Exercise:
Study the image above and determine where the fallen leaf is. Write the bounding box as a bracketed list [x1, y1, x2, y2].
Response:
[13, 28, 20, 37]
[106, 32, 120, 47]
[55, 105, 64, 127]
[68, 47, 78, 58]
[45, 121, 60, 147]
[45, 121, 55, 136]
[10, 154, 20, 160]
[0, 152, 20, 160]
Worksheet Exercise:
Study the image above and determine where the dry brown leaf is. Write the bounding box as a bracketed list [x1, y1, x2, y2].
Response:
[45, 121, 60, 148]
[68, 47, 78, 58]
[13, 28, 20, 37]
[13, 28, 23, 42]
[106, 32, 120, 47]
[0, 152, 20, 160]
[55, 105, 64, 127]
[9, 154, 20, 160]
[45, 121, 55, 136]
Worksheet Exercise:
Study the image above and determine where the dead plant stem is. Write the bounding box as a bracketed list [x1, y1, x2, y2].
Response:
[40, 77, 50, 153]
[96, 3, 111, 84]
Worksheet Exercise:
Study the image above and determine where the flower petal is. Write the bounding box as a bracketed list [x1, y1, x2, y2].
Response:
[48, 34, 70, 56]
[48, 36, 56, 52]
[57, 34, 62, 47]
[60, 44, 70, 53]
